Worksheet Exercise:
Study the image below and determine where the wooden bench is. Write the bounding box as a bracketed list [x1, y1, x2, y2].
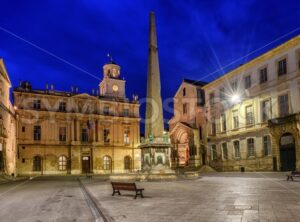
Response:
[286, 171, 300, 181]
[111, 182, 144, 199]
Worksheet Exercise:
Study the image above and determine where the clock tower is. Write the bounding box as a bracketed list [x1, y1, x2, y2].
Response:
[99, 57, 126, 98]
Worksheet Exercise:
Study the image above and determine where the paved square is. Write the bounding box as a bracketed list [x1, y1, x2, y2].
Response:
[83, 173, 300, 222]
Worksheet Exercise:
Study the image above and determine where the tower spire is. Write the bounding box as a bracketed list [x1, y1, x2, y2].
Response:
[145, 11, 164, 138]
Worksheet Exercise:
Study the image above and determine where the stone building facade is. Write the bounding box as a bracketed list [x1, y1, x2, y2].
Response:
[0, 59, 17, 176]
[203, 35, 300, 171]
[14, 61, 141, 175]
[169, 79, 206, 168]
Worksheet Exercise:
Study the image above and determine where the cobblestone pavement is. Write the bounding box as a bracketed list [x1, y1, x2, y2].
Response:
[0, 177, 94, 222]
[83, 172, 300, 222]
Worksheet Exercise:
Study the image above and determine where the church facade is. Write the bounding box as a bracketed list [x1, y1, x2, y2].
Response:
[14, 60, 141, 175]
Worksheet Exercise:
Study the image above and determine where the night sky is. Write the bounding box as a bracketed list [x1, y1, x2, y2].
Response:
[1, 0, 300, 129]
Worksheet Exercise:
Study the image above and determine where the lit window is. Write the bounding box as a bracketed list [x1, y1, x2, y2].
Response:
[103, 156, 111, 170]
[245, 106, 254, 125]
[262, 99, 271, 122]
[124, 129, 130, 144]
[58, 156, 67, 171]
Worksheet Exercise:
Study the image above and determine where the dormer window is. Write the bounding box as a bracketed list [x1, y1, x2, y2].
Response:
[33, 100, 41, 110]
[59, 102, 66, 112]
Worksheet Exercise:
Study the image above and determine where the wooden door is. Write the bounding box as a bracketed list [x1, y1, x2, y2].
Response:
[82, 156, 90, 174]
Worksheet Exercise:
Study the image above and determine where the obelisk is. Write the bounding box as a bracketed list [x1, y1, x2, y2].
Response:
[145, 11, 164, 139]
[139, 12, 174, 177]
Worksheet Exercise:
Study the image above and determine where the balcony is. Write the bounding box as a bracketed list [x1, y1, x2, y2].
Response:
[268, 114, 298, 127]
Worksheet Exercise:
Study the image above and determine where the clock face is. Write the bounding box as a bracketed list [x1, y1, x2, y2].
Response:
[112, 84, 119, 92]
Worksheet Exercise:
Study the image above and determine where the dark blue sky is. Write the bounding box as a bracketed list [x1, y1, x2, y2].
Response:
[1, 0, 300, 126]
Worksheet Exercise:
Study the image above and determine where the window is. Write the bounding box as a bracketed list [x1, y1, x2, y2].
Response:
[247, 138, 255, 157]
[221, 113, 226, 132]
[278, 94, 289, 117]
[263, 135, 271, 156]
[183, 88, 186, 97]
[219, 87, 225, 100]
[199, 126, 202, 140]
[81, 128, 89, 142]
[211, 118, 216, 135]
[58, 155, 67, 171]
[197, 89, 205, 106]
[245, 106, 254, 125]
[278, 58, 287, 76]
[262, 99, 271, 122]
[233, 141, 240, 158]
[22, 126, 25, 132]
[231, 81, 238, 92]
[59, 127, 66, 142]
[232, 110, 239, 129]
[103, 106, 109, 115]
[211, 145, 217, 160]
[33, 156, 42, 171]
[33, 100, 41, 110]
[59, 102, 66, 112]
[103, 156, 111, 170]
[183, 103, 188, 114]
[260, 67, 268, 84]
[298, 51, 300, 69]
[222, 143, 228, 160]
[209, 92, 215, 105]
[124, 129, 130, 144]
[244, 75, 251, 89]
[33, 126, 41, 141]
[104, 128, 110, 143]
[124, 156, 132, 170]
[157, 156, 163, 164]
[123, 108, 129, 117]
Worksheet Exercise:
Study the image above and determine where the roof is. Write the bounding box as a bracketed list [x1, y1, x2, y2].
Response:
[183, 79, 207, 86]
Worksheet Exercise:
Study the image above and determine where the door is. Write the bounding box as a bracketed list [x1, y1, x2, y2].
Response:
[82, 156, 91, 174]
[280, 133, 296, 171]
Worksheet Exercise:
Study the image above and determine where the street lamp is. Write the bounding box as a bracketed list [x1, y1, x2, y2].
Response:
[230, 94, 240, 104]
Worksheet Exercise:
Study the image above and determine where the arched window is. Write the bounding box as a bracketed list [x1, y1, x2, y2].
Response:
[58, 155, 67, 171]
[124, 156, 132, 170]
[33, 156, 42, 171]
[103, 156, 111, 170]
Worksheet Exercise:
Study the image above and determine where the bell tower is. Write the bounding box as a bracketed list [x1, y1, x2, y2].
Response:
[99, 55, 126, 98]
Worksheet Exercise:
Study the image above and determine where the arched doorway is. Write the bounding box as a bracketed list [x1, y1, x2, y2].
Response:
[280, 133, 296, 171]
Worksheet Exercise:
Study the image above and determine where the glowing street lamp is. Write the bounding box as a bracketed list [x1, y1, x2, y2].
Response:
[230, 94, 240, 104]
